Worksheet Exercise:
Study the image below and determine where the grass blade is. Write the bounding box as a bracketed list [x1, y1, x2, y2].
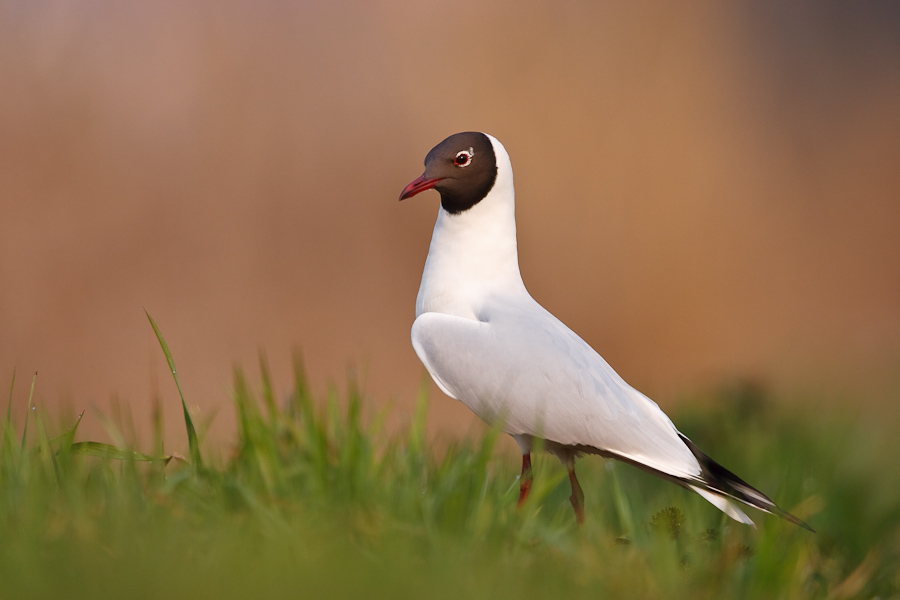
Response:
[68, 441, 178, 463]
[20, 372, 37, 453]
[34, 405, 59, 480]
[259, 352, 277, 424]
[145, 310, 201, 468]
[51, 411, 85, 452]
[611, 461, 636, 535]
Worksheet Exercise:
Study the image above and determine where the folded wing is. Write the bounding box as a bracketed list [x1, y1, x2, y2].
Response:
[411, 298, 701, 481]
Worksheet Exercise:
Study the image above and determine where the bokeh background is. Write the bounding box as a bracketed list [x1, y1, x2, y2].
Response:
[2, 1, 899, 448]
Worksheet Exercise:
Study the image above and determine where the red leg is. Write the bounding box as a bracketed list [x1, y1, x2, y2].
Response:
[517, 453, 533, 508]
[568, 465, 585, 526]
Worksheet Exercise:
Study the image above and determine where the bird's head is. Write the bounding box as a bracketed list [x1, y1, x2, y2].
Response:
[399, 132, 498, 214]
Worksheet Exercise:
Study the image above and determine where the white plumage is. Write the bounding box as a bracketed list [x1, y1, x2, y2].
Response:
[401, 132, 810, 530]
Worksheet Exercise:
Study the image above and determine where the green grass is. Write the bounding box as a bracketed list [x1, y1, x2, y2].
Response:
[1, 329, 898, 599]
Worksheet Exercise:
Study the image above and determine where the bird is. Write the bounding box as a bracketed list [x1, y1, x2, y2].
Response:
[399, 131, 812, 531]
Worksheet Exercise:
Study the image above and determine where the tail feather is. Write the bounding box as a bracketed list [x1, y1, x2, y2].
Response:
[689, 486, 756, 527]
[678, 434, 814, 532]
[547, 436, 814, 532]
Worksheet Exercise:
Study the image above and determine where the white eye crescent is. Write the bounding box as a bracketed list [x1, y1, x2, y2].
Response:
[453, 148, 474, 167]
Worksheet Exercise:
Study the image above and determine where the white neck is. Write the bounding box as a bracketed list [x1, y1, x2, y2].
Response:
[415, 135, 527, 319]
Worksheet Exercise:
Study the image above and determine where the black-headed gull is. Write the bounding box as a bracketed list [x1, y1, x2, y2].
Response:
[400, 132, 811, 531]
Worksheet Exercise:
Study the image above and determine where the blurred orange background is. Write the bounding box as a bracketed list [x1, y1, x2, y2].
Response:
[2, 1, 899, 450]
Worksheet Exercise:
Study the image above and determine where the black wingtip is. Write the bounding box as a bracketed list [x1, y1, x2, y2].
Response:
[779, 508, 816, 533]
[678, 434, 815, 532]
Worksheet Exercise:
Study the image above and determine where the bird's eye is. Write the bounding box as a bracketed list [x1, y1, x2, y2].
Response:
[454, 149, 473, 167]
